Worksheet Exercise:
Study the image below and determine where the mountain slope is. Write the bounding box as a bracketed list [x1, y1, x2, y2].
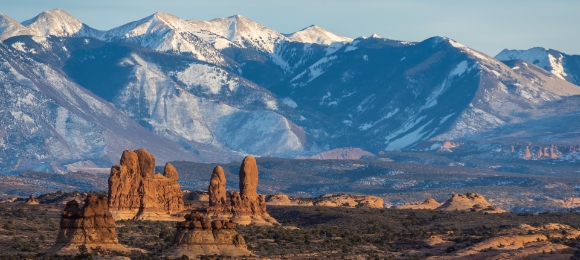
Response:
[278, 36, 580, 151]
[4, 36, 317, 158]
[0, 41, 233, 173]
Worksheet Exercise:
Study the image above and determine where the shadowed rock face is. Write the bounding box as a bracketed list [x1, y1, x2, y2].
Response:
[47, 194, 128, 255]
[207, 156, 278, 226]
[208, 166, 227, 208]
[163, 211, 252, 258]
[108, 148, 184, 220]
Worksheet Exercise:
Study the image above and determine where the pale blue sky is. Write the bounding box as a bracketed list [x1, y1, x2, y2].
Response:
[1, 0, 578, 56]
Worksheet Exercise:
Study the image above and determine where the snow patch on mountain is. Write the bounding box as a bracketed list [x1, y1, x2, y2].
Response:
[175, 63, 238, 94]
[291, 55, 338, 87]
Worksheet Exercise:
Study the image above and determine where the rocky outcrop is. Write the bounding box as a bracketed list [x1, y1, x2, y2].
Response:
[436, 193, 505, 213]
[393, 198, 441, 210]
[25, 194, 39, 204]
[206, 156, 278, 226]
[108, 149, 184, 220]
[163, 211, 252, 258]
[313, 194, 384, 208]
[47, 194, 128, 255]
[265, 194, 314, 206]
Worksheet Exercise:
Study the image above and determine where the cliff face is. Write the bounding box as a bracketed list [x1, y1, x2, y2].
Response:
[206, 156, 278, 226]
[163, 211, 252, 258]
[108, 149, 184, 220]
[47, 194, 128, 255]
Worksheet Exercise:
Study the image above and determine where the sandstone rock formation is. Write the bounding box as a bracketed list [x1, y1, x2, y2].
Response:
[25, 194, 39, 204]
[436, 193, 505, 213]
[47, 194, 128, 255]
[163, 211, 252, 258]
[206, 156, 278, 226]
[393, 198, 441, 210]
[108, 149, 184, 220]
[313, 194, 384, 208]
[265, 194, 314, 206]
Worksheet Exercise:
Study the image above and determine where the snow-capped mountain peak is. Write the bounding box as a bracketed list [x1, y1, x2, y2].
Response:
[21, 8, 103, 38]
[287, 25, 352, 45]
[0, 14, 32, 40]
[495, 47, 569, 80]
[189, 14, 286, 53]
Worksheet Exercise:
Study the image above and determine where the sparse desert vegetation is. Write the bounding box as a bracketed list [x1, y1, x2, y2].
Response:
[3, 203, 580, 259]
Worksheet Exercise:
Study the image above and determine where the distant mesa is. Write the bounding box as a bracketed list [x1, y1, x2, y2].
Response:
[163, 211, 252, 258]
[313, 194, 384, 208]
[25, 194, 39, 205]
[206, 156, 279, 226]
[393, 198, 441, 210]
[47, 194, 129, 255]
[437, 193, 505, 213]
[108, 148, 184, 221]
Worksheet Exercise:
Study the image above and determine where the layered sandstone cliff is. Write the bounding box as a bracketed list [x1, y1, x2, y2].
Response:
[163, 211, 252, 258]
[206, 156, 278, 226]
[47, 194, 128, 255]
[108, 149, 184, 220]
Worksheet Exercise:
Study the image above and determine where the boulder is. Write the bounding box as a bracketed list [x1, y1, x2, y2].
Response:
[393, 198, 441, 210]
[108, 149, 184, 220]
[163, 211, 253, 258]
[47, 194, 128, 255]
[436, 193, 505, 213]
[25, 194, 39, 205]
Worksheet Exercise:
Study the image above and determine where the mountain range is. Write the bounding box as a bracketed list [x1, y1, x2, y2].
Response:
[1, 9, 579, 173]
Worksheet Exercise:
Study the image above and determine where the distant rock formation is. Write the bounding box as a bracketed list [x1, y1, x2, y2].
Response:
[47, 194, 128, 255]
[393, 198, 441, 210]
[265, 194, 314, 206]
[163, 211, 252, 258]
[313, 194, 384, 208]
[206, 156, 278, 226]
[439, 141, 461, 152]
[25, 194, 39, 204]
[525, 145, 532, 160]
[108, 148, 184, 220]
[437, 193, 505, 213]
[296, 147, 374, 160]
